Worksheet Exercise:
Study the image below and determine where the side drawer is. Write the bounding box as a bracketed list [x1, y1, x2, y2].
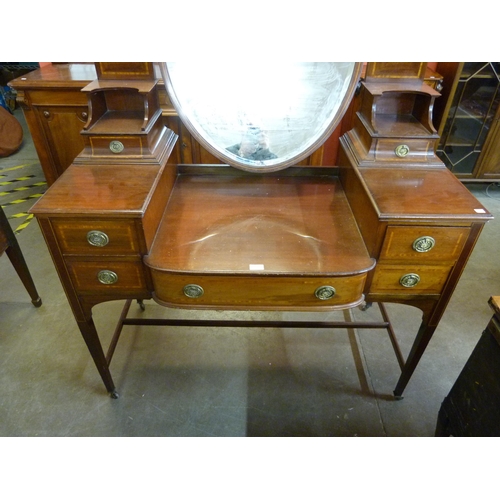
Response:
[88, 136, 145, 157]
[379, 226, 470, 262]
[374, 138, 436, 163]
[66, 259, 149, 293]
[52, 219, 142, 255]
[369, 264, 453, 294]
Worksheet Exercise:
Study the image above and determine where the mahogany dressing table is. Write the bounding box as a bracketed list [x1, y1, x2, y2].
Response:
[29, 62, 492, 399]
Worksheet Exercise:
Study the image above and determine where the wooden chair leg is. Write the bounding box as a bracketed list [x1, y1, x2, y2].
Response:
[1, 207, 41, 307]
[5, 244, 42, 307]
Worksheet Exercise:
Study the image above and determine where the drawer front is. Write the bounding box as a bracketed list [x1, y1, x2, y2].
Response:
[29, 90, 89, 106]
[52, 219, 141, 255]
[369, 264, 453, 294]
[66, 259, 148, 293]
[380, 226, 470, 262]
[151, 271, 368, 310]
[88, 136, 144, 157]
[374, 138, 436, 163]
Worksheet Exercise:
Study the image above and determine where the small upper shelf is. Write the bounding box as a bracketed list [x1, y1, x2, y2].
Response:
[343, 76, 443, 167]
[360, 82, 440, 137]
[74, 71, 175, 164]
[82, 79, 161, 134]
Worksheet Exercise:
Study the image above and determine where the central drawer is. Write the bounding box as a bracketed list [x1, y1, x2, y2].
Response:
[151, 271, 368, 310]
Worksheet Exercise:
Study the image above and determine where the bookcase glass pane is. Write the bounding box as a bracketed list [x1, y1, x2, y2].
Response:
[438, 62, 500, 176]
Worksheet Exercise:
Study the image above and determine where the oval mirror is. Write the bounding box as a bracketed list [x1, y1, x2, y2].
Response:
[160, 62, 362, 172]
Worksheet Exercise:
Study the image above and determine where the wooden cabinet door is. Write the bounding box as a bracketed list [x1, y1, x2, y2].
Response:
[36, 105, 88, 180]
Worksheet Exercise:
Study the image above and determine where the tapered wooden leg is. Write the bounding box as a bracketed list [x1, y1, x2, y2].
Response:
[1, 207, 41, 307]
[77, 318, 118, 398]
[393, 321, 437, 399]
[5, 244, 42, 307]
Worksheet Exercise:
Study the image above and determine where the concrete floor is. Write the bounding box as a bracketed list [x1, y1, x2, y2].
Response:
[1, 109, 500, 437]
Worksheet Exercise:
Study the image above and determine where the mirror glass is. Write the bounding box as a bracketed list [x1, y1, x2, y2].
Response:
[160, 62, 361, 172]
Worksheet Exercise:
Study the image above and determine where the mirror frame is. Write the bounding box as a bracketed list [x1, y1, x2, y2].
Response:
[160, 62, 363, 172]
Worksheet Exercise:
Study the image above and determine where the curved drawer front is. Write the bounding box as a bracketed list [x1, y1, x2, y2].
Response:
[380, 226, 470, 262]
[150, 271, 368, 310]
[369, 264, 453, 294]
[52, 219, 141, 255]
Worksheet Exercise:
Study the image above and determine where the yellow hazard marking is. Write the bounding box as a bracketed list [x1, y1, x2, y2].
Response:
[0, 175, 35, 186]
[0, 193, 44, 207]
[14, 214, 35, 234]
[9, 212, 30, 219]
[0, 162, 40, 172]
[0, 182, 47, 197]
[0, 164, 45, 234]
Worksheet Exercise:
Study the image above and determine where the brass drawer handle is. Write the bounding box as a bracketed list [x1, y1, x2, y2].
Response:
[395, 144, 410, 157]
[412, 236, 435, 253]
[399, 273, 420, 288]
[183, 284, 204, 298]
[97, 270, 118, 285]
[109, 140, 124, 154]
[87, 230, 109, 247]
[315, 285, 336, 300]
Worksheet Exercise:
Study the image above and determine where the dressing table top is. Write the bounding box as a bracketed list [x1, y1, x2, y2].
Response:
[145, 170, 375, 276]
[31, 163, 163, 216]
[357, 167, 493, 220]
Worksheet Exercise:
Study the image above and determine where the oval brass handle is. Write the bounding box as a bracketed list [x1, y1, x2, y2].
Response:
[109, 140, 124, 154]
[87, 230, 109, 247]
[183, 284, 204, 298]
[412, 236, 435, 253]
[43, 111, 50, 118]
[399, 273, 420, 288]
[315, 285, 336, 300]
[395, 144, 410, 158]
[97, 270, 118, 285]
